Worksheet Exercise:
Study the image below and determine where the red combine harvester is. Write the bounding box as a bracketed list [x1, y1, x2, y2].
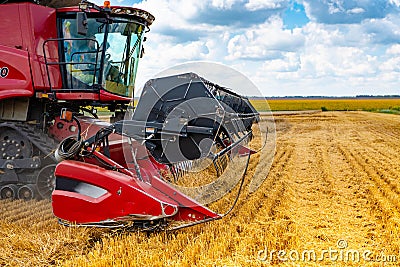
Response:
[0, 0, 154, 200]
[0, 1, 261, 230]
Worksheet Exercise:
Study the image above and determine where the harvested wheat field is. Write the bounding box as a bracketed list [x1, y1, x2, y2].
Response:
[1, 111, 400, 266]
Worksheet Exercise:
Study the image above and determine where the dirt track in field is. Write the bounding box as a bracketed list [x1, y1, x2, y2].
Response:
[0, 111, 399, 266]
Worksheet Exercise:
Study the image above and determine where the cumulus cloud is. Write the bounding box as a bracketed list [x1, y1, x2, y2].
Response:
[303, 0, 399, 24]
[211, 0, 240, 9]
[245, 0, 288, 11]
[361, 15, 400, 45]
[262, 52, 301, 72]
[386, 44, 400, 54]
[188, 2, 287, 26]
[379, 45, 400, 73]
[125, 0, 400, 96]
[226, 16, 305, 60]
[301, 45, 377, 77]
[347, 7, 365, 14]
[135, 0, 288, 29]
[379, 57, 400, 72]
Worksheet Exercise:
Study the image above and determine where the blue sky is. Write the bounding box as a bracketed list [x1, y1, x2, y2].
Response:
[95, 0, 400, 96]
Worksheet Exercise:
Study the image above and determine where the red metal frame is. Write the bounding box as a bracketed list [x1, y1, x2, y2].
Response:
[0, 45, 33, 99]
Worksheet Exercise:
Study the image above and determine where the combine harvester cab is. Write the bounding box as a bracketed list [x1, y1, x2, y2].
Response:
[52, 72, 261, 230]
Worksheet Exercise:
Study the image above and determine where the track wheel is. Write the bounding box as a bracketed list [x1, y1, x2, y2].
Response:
[0, 129, 33, 160]
[36, 164, 56, 199]
[18, 184, 36, 200]
[0, 184, 18, 199]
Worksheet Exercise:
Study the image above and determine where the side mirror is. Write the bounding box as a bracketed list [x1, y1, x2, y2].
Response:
[77, 12, 88, 36]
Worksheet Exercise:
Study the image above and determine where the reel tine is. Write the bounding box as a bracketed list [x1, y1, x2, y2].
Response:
[169, 160, 196, 180]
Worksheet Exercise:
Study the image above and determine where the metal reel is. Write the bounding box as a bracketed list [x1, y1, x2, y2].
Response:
[168, 128, 233, 184]
[0, 184, 18, 199]
[36, 164, 57, 199]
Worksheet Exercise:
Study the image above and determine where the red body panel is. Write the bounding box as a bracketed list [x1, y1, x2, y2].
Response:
[25, 3, 60, 90]
[99, 89, 132, 102]
[0, 3, 60, 100]
[53, 160, 179, 223]
[0, 45, 33, 98]
[53, 158, 220, 224]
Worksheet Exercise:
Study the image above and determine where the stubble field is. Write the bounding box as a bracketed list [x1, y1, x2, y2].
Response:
[1, 111, 399, 266]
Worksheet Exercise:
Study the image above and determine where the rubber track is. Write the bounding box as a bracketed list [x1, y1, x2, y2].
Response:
[0, 122, 57, 163]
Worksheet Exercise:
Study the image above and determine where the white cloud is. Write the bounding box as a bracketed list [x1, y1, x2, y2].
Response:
[299, 21, 379, 78]
[226, 16, 304, 60]
[302, 45, 377, 77]
[304, 0, 399, 24]
[262, 52, 300, 72]
[379, 57, 400, 72]
[245, 0, 287, 11]
[135, 33, 210, 88]
[211, 0, 240, 9]
[133, 0, 189, 32]
[302, 22, 342, 46]
[328, 1, 343, 14]
[386, 44, 400, 54]
[389, 0, 400, 7]
[347, 7, 365, 14]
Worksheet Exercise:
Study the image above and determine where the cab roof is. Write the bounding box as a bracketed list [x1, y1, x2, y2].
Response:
[57, 5, 155, 26]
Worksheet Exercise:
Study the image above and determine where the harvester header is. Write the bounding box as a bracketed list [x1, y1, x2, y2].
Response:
[52, 72, 261, 230]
